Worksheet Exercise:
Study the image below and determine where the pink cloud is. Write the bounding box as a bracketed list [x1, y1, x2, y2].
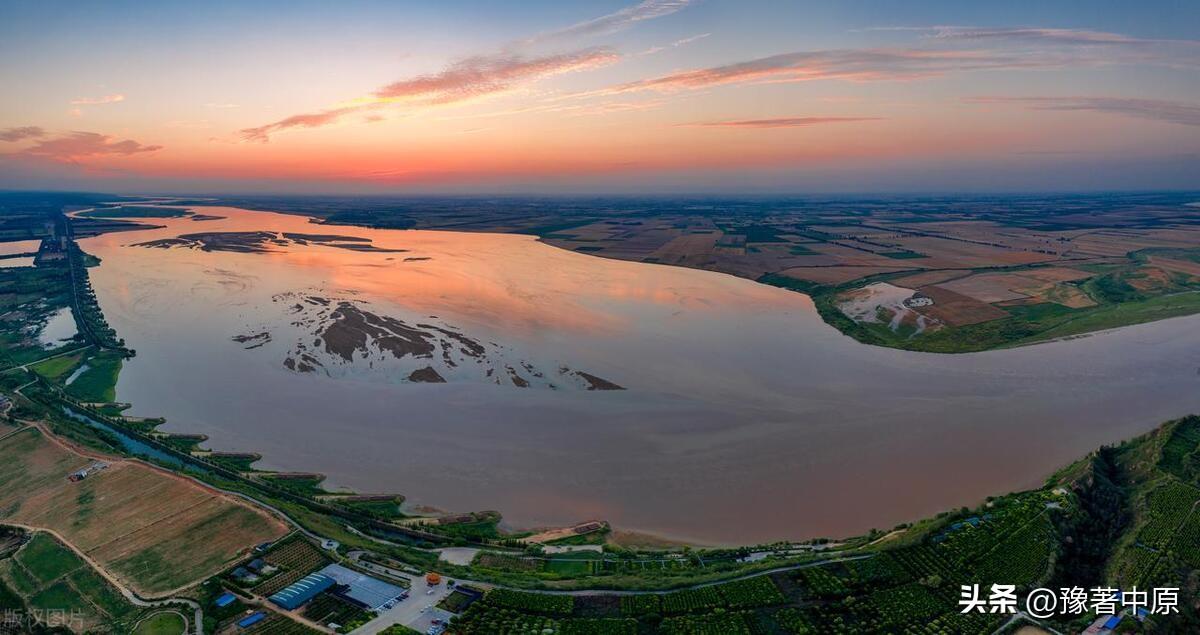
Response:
[242, 48, 618, 142]
[16, 131, 162, 163]
[373, 48, 617, 103]
[604, 48, 1055, 94]
[601, 27, 1200, 95]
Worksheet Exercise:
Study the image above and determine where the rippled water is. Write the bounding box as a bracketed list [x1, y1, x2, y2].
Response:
[80, 207, 1200, 544]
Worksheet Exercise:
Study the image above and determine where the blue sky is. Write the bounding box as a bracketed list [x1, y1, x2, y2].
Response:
[0, 0, 1197, 193]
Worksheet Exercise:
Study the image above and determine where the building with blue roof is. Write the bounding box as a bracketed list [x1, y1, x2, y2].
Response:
[237, 611, 266, 629]
[268, 573, 336, 610]
[317, 563, 406, 610]
[215, 591, 237, 608]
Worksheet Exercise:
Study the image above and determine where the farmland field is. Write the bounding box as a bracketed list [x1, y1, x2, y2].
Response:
[0, 426, 287, 595]
[0, 531, 141, 633]
[252, 537, 331, 595]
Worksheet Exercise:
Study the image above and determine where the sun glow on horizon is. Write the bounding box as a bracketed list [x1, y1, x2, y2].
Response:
[1, 0, 1198, 193]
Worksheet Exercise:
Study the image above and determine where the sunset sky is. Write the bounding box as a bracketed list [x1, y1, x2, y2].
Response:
[1, 0, 1198, 194]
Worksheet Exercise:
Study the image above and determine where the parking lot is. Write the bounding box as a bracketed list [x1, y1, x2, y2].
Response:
[351, 571, 454, 634]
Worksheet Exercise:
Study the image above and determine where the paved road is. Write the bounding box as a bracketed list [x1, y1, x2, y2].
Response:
[346, 551, 875, 633]
[490, 554, 874, 597]
[353, 573, 454, 635]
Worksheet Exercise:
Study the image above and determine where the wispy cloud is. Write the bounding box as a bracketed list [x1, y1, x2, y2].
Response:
[965, 96, 1200, 127]
[372, 48, 617, 103]
[527, 0, 692, 44]
[241, 107, 362, 142]
[16, 131, 162, 163]
[915, 26, 1188, 47]
[672, 33, 711, 47]
[205, 102, 240, 109]
[683, 116, 882, 128]
[239, 0, 694, 142]
[601, 26, 1200, 95]
[70, 94, 125, 105]
[242, 48, 618, 141]
[604, 48, 1059, 93]
[0, 126, 46, 142]
[640, 32, 711, 56]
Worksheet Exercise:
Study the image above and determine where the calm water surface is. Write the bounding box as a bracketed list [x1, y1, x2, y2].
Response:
[81, 207, 1200, 544]
[39, 307, 78, 347]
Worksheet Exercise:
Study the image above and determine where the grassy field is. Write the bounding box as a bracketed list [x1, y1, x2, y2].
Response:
[133, 610, 188, 634]
[0, 531, 140, 632]
[1020, 290, 1200, 344]
[773, 268, 1200, 353]
[64, 350, 123, 403]
[29, 352, 86, 384]
[0, 427, 288, 595]
[19, 532, 84, 585]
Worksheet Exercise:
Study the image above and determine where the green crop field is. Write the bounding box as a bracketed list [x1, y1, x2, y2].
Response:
[133, 611, 188, 634]
[0, 531, 145, 632]
[17, 533, 86, 585]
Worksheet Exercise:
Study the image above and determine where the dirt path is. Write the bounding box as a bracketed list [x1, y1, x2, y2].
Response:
[0, 423, 30, 443]
[2, 523, 202, 634]
[28, 419, 289, 557]
[8, 421, 287, 599]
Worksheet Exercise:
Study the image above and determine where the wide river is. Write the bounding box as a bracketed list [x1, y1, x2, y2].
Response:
[82, 207, 1200, 544]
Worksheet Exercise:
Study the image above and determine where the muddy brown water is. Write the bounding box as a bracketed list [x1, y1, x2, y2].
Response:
[81, 207, 1200, 545]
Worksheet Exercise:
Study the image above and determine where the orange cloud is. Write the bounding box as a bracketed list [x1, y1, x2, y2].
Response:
[241, 48, 618, 142]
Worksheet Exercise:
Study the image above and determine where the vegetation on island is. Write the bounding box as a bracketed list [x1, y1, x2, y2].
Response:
[764, 257, 1200, 353]
[200, 191, 1200, 354]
